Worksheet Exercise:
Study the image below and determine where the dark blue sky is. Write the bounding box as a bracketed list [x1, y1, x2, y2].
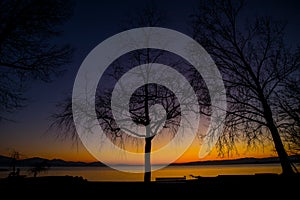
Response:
[1, 0, 300, 159]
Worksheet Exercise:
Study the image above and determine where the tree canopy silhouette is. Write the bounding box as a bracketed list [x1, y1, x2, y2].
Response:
[0, 0, 74, 122]
[191, 0, 300, 175]
[50, 4, 204, 183]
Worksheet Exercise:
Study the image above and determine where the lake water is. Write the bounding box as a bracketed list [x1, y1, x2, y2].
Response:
[1, 164, 299, 182]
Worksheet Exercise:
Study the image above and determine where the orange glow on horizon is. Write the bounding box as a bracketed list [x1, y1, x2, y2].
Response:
[2, 139, 278, 165]
[0, 130, 279, 164]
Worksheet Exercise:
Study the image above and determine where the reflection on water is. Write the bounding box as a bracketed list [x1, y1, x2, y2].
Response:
[0, 164, 299, 182]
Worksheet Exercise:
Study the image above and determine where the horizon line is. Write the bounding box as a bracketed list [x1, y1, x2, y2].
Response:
[1, 154, 298, 166]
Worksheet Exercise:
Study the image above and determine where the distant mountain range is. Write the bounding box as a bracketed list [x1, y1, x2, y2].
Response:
[0, 155, 105, 168]
[0, 154, 299, 168]
[172, 155, 300, 166]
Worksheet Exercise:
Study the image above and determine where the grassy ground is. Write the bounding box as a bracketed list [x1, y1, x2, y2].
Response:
[1, 174, 299, 198]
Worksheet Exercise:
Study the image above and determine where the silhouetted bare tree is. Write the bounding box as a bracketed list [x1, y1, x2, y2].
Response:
[191, 0, 300, 175]
[50, 4, 202, 183]
[0, 0, 74, 122]
[99, 55, 186, 183]
[28, 160, 50, 178]
[8, 149, 20, 176]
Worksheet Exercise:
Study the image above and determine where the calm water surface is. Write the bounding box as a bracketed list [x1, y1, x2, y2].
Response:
[1, 164, 299, 182]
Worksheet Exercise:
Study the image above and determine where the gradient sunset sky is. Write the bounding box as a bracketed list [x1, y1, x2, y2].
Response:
[1, 0, 300, 164]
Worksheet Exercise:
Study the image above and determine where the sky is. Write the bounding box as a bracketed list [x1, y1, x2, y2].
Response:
[1, 0, 300, 164]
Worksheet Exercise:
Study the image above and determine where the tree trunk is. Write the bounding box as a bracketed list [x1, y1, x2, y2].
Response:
[267, 119, 295, 175]
[144, 73, 152, 182]
[144, 135, 152, 182]
[262, 98, 295, 175]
